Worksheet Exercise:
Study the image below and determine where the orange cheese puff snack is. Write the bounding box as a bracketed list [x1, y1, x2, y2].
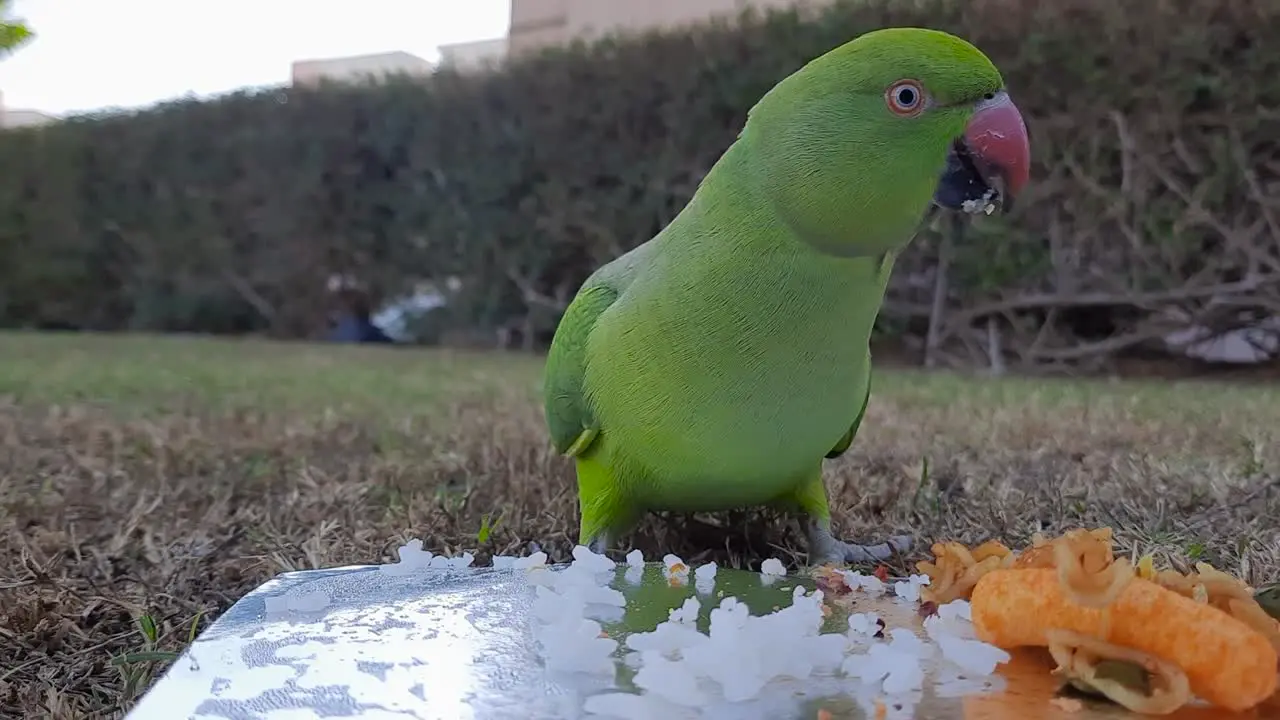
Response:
[970, 568, 1278, 712]
[1227, 597, 1280, 654]
[1151, 561, 1280, 654]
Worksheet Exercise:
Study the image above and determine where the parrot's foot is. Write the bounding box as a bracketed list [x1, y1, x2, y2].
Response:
[805, 518, 912, 566]
[585, 532, 611, 556]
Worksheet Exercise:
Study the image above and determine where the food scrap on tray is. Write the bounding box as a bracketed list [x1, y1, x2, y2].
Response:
[913, 527, 1280, 715]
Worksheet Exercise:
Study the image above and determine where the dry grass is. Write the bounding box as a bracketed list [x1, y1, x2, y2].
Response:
[2, 331, 1279, 718]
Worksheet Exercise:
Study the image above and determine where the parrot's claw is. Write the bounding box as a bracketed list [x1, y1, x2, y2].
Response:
[833, 534, 913, 565]
[805, 519, 911, 566]
[585, 533, 611, 556]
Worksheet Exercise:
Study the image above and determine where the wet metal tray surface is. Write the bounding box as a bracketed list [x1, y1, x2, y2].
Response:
[124, 562, 1262, 720]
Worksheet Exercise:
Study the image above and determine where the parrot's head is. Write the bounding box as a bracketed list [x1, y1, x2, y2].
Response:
[740, 27, 1031, 258]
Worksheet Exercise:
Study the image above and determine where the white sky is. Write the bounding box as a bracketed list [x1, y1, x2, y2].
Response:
[0, 0, 511, 115]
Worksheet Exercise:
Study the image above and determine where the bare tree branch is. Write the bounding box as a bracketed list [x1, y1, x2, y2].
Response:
[924, 213, 958, 368]
[985, 316, 1006, 376]
[220, 269, 277, 322]
[882, 277, 1271, 322]
[504, 266, 570, 312]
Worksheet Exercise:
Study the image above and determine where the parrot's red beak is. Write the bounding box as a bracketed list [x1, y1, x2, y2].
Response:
[962, 91, 1031, 207]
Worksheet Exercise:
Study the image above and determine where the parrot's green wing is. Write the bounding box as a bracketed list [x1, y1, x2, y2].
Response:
[825, 352, 872, 459]
[544, 282, 619, 457]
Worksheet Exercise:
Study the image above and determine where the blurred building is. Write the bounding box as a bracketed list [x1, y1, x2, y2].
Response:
[427, 0, 819, 73]
[0, 90, 56, 128]
[290, 51, 435, 87]
[438, 37, 510, 72]
[507, 0, 824, 55]
[2, 107, 55, 128]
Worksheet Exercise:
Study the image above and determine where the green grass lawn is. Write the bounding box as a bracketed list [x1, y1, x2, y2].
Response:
[3, 330, 1274, 430]
[0, 331, 544, 414]
[1, 331, 1278, 717]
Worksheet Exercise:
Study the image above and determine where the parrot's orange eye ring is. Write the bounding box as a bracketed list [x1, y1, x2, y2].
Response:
[886, 79, 926, 117]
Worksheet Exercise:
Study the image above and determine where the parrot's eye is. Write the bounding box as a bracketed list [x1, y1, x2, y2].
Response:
[886, 80, 925, 117]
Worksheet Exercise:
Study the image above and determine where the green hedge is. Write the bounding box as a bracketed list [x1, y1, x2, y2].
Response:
[1, 0, 1277, 364]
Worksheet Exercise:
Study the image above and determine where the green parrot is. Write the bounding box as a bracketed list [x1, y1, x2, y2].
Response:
[543, 27, 1031, 565]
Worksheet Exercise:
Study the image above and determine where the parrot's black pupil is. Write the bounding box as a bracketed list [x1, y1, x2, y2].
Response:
[898, 88, 916, 106]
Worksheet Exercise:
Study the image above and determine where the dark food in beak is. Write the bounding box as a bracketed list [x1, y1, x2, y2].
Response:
[934, 138, 1001, 214]
[933, 91, 1031, 215]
